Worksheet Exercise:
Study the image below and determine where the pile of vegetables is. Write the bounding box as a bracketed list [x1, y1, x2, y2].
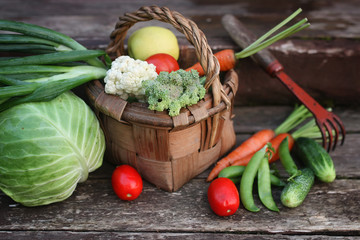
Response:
[207, 105, 315, 182]
[0, 20, 109, 207]
[0, 8, 322, 208]
[207, 105, 338, 216]
[104, 8, 309, 117]
[0, 8, 309, 117]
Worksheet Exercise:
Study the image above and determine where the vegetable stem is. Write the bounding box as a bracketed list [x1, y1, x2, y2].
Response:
[0, 70, 105, 112]
[0, 82, 39, 98]
[234, 8, 309, 60]
[0, 34, 65, 47]
[0, 50, 106, 67]
[274, 105, 313, 135]
[0, 20, 105, 68]
[292, 119, 321, 139]
[0, 20, 110, 112]
[0, 65, 72, 75]
[0, 65, 106, 111]
[240, 8, 303, 54]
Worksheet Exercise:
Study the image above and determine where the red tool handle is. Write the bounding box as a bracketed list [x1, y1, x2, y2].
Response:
[222, 14, 283, 76]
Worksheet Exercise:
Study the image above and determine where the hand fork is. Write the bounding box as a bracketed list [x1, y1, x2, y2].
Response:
[222, 14, 345, 151]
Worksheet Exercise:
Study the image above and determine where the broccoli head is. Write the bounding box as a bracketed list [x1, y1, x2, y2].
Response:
[142, 69, 206, 117]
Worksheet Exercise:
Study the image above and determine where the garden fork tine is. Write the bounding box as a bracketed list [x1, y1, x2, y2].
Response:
[316, 110, 346, 151]
[273, 70, 346, 152]
[222, 14, 346, 151]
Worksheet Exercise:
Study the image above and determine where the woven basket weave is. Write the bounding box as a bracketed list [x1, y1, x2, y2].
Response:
[86, 6, 239, 192]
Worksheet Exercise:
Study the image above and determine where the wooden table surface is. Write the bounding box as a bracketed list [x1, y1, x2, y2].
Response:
[1, 1, 359, 239]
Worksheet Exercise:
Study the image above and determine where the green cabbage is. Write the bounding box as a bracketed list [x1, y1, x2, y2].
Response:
[0, 91, 105, 207]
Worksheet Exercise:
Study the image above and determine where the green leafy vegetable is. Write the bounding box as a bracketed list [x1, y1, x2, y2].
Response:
[142, 69, 206, 117]
[0, 20, 108, 112]
[0, 92, 105, 207]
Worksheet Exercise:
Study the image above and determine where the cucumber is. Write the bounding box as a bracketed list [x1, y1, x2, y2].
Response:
[294, 137, 336, 183]
[281, 168, 314, 208]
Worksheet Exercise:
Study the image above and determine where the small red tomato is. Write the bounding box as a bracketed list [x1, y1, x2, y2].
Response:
[207, 177, 240, 216]
[146, 53, 180, 74]
[112, 165, 143, 201]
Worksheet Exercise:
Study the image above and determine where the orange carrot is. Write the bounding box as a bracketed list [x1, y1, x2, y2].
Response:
[185, 49, 236, 76]
[231, 133, 295, 167]
[206, 129, 275, 182]
[227, 154, 253, 167]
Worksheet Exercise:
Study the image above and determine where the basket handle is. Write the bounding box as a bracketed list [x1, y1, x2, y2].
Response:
[106, 5, 230, 108]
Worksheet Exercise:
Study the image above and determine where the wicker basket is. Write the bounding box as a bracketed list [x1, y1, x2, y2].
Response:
[85, 6, 239, 192]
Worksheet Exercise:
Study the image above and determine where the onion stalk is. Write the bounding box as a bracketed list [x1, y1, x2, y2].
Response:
[0, 20, 108, 112]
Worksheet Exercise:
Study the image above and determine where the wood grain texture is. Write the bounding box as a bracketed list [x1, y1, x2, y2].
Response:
[1, 0, 359, 105]
[1, 1, 359, 238]
[0, 232, 358, 240]
[1, 106, 359, 239]
[1, 179, 359, 233]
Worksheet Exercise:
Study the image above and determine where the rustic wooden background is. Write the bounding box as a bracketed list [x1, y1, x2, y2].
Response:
[1, 0, 358, 106]
[0, 0, 359, 239]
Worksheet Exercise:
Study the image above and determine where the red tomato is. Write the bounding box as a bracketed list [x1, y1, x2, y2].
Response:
[146, 53, 180, 74]
[112, 165, 143, 201]
[207, 177, 240, 216]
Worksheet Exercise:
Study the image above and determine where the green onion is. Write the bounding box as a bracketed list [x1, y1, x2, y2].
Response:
[0, 34, 71, 49]
[0, 66, 106, 112]
[0, 82, 39, 98]
[0, 20, 104, 68]
[0, 75, 33, 85]
[0, 65, 72, 74]
[0, 20, 109, 112]
[0, 44, 60, 52]
[0, 50, 106, 67]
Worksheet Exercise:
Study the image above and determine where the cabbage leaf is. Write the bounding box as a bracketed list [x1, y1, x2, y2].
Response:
[0, 91, 105, 206]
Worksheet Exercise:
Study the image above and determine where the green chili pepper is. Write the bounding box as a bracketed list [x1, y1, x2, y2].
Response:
[279, 136, 301, 180]
[258, 157, 279, 212]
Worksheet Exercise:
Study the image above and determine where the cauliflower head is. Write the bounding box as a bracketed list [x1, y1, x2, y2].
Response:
[142, 69, 206, 117]
[104, 56, 158, 100]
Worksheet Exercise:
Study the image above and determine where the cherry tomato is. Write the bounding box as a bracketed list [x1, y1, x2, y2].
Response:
[146, 53, 180, 74]
[112, 165, 143, 201]
[207, 177, 240, 216]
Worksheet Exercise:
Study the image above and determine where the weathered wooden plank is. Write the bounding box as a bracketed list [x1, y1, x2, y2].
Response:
[0, 107, 358, 237]
[2, 0, 359, 39]
[0, 231, 358, 240]
[1, 0, 359, 105]
[1, 2, 359, 238]
[232, 106, 360, 133]
[1, 178, 359, 234]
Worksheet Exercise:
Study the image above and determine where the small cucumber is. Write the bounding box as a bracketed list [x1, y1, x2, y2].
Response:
[281, 168, 314, 208]
[294, 137, 336, 183]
